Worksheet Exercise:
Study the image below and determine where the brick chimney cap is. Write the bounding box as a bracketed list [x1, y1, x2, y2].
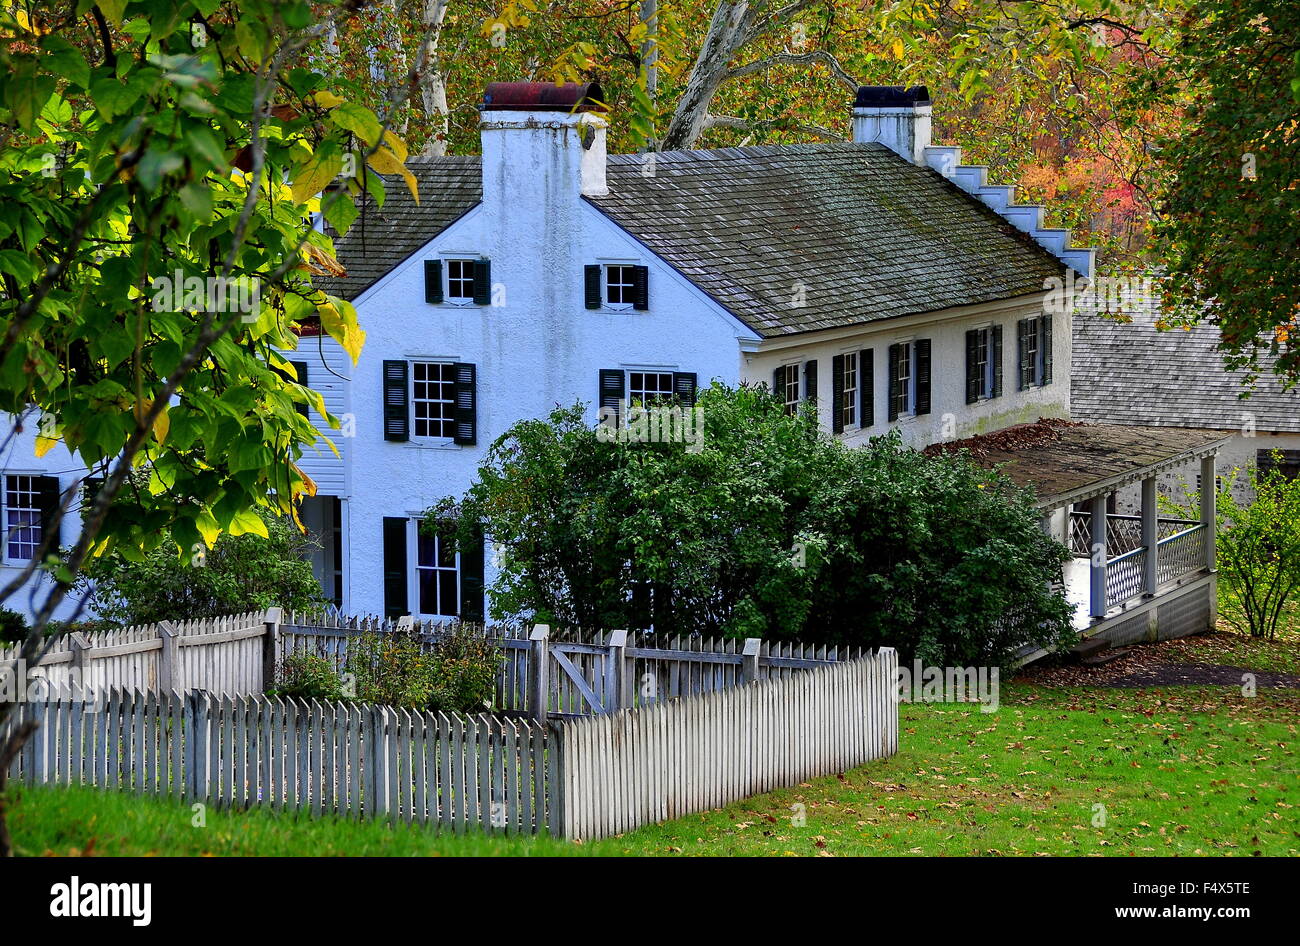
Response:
[482, 81, 608, 112]
[853, 85, 931, 108]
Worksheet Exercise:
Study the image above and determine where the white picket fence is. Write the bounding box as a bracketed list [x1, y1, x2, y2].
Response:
[4, 648, 899, 841]
[1, 611, 269, 698]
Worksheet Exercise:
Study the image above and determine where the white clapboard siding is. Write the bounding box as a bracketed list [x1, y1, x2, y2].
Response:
[280, 335, 351, 497]
[553, 648, 899, 841]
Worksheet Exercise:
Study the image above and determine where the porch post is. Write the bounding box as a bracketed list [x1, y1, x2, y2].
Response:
[1089, 493, 1108, 619]
[1200, 453, 1217, 571]
[1141, 477, 1158, 596]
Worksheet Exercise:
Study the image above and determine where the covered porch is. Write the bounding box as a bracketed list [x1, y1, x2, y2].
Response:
[935, 422, 1228, 660]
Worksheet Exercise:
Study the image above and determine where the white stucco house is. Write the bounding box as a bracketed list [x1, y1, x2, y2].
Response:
[1, 82, 1227, 651]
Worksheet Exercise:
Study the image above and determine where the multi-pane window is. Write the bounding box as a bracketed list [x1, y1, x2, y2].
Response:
[1023, 323, 1040, 385]
[416, 526, 458, 617]
[777, 364, 801, 415]
[5, 475, 41, 561]
[445, 259, 475, 301]
[412, 362, 457, 439]
[840, 352, 858, 429]
[606, 265, 636, 306]
[628, 371, 674, 406]
[892, 343, 912, 417]
[1018, 315, 1052, 389]
[973, 328, 993, 399]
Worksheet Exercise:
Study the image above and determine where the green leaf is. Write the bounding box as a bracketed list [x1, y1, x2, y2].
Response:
[328, 103, 383, 147]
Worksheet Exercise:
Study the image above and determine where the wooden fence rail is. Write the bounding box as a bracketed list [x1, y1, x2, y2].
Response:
[5, 649, 899, 841]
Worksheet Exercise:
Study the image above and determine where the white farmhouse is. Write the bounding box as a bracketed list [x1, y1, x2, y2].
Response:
[1, 83, 1228, 653]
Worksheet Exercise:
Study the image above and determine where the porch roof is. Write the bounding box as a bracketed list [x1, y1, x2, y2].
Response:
[925, 419, 1229, 510]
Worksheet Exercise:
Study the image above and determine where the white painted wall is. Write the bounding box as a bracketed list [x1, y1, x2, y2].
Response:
[743, 293, 1071, 449]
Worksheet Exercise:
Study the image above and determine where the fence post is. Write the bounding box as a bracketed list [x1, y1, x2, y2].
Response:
[606, 630, 628, 712]
[157, 621, 178, 692]
[527, 625, 550, 723]
[262, 607, 282, 693]
[186, 689, 210, 802]
[68, 632, 91, 700]
[741, 638, 762, 684]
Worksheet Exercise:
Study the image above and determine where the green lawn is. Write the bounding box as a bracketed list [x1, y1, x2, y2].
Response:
[10, 636, 1297, 857]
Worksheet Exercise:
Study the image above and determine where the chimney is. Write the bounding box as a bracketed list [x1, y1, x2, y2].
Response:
[479, 81, 609, 209]
[852, 86, 932, 164]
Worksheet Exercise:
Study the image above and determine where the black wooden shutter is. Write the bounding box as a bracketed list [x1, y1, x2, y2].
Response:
[36, 475, 60, 551]
[965, 330, 979, 404]
[804, 359, 817, 406]
[472, 259, 491, 306]
[382, 517, 408, 618]
[291, 360, 309, 416]
[991, 325, 1004, 398]
[1041, 315, 1053, 385]
[860, 349, 874, 428]
[831, 355, 845, 434]
[458, 524, 485, 622]
[383, 360, 409, 442]
[424, 260, 443, 304]
[672, 372, 697, 405]
[1017, 318, 1032, 390]
[584, 265, 602, 309]
[914, 339, 931, 415]
[887, 344, 900, 422]
[452, 362, 477, 445]
[631, 266, 649, 310]
[599, 369, 625, 420]
[772, 366, 784, 400]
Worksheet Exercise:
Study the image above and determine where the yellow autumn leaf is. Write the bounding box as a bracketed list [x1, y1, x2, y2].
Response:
[313, 90, 346, 109]
[291, 147, 344, 206]
[153, 406, 170, 445]
[366, 131, 419, 204]
[195, 509, 221, 548]
[892, 38, 905, 60]
[292, 463, 318, 498]
[318, 299, 366, 365]
[35, 433, 58, 457]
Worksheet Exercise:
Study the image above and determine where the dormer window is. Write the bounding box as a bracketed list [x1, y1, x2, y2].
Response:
[585, 264, 649, 311]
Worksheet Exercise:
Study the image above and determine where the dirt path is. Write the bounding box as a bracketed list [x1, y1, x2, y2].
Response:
[1018, 635, 1300, 689]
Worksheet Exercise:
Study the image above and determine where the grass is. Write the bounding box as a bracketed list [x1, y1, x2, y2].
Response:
[7, 783, 620, 857]
[11, 632, 1297, 857]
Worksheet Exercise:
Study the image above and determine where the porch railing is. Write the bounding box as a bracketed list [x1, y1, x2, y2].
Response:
[1156, 524, 1207, 586]
[1104, 547, 1147, 609]
[1068, 511, 1200, 557]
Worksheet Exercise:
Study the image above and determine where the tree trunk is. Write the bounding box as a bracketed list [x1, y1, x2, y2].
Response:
[660, 1, 756, 151]
[417, 0, 451, 157]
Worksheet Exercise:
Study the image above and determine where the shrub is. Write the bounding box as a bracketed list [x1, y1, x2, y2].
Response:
[272, 653, 345, 701]
[0, 608, 28, 645]
[346, 629, 502, 713]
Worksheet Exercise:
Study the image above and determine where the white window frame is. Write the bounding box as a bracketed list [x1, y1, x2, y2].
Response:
[1024, 320, 1041, 387]
[604, 264, 637, 310]
[410, 361, 457, 442]
[777, 363, 801, 415]
[3, 474, 42, 564]
[973, 327, 997, 400]
[893, 342, 913, 418]
[443, 258, 477, 305]
[627, 370, 675, 407]
[409, 519, 460, 619]
[840, 351, 858, 429]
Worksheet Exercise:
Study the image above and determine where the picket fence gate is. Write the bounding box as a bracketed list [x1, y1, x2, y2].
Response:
[5, 649, 899, 841]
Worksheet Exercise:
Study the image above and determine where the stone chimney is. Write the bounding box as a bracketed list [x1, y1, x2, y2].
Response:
[852, 86, 932, 164]
[479, 81, 609, 208]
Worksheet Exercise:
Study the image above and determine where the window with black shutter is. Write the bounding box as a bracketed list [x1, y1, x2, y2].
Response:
[990, 325, 1003, 398]
[471, 259, 492, 306]
[631, 265, 649, 310]
[1041, 314, 1053, 385]
[382, 516, 408, 617]
[1017, 318, 1035, 390]
[672, 372, 697, 405]
[965, 330, 980, 404]
[382, 360, 409, 442]
[831, 355, 845, 434]
[599, 368, 625, 422]
[424, 260, 443, 304]
[803, 360, 818, 407]
[888, 343, 911, 421]
[914, 339, 931, 416]
[859, 349, 874, 428]
[459, 525, 486, 622]
[452, 362, 477, 445]
[584, 265, 602, 309]
[966, 327, 1000, 401]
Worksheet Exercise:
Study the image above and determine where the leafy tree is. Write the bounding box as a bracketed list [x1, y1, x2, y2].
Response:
[431, 384, 1074, 668]
[78, 511, 325, 626]
[0, 0, 437, 855]
[1140, 0, 1300, 384]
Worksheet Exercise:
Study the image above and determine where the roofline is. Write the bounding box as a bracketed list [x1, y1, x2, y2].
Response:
[738, 289, 1064, 353]
[1033, 434, 1230, 511]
